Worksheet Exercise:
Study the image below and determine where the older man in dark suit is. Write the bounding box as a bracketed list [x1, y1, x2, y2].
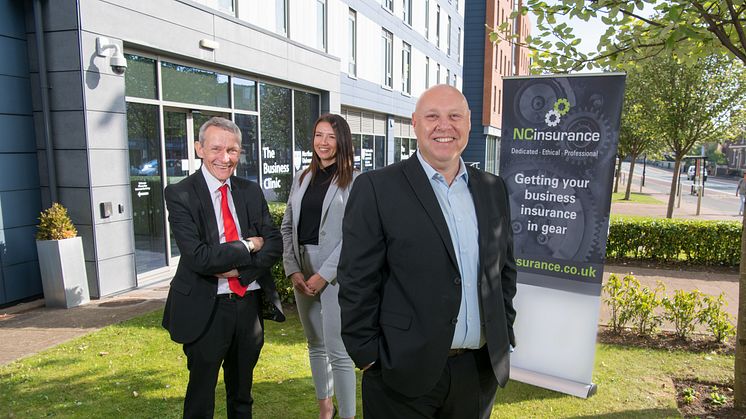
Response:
[338, 85, 517, 419]
[162, 117, 284, 419]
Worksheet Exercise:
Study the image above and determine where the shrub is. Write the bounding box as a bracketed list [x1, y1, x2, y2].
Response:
[661, 289, 702, 340]
[606, 217, 741, 266]
[267, 202, 294, 304]
[699, 293, 736, 343]
[627, 280, 664, 336]
[36, 203, 77, 241]
[603, 274, 637, 333]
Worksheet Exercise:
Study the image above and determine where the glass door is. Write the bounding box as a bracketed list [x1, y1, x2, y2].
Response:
[128, 103, 167, 275]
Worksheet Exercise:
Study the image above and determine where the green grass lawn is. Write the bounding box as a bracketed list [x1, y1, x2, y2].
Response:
[0, 309, 733, 418]
[612, 192, 665, 205]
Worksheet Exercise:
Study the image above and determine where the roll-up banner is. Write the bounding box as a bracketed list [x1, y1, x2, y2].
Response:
[500, 73, 626, 398]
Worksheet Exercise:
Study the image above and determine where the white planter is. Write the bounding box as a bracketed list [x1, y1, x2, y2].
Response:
[36, 236, 89, 308]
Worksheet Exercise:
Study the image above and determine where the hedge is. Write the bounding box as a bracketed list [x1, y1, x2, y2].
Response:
[267, 203, 742, 304]
[606, 217, 741, 266]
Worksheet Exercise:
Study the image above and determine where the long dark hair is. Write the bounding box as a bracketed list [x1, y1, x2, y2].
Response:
[300, 113, 355, 189]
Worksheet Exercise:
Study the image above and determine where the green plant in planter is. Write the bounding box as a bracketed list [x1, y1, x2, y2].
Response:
[36, 203, 77, 240]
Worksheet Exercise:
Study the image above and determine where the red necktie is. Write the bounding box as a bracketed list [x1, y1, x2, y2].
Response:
[219, 184, 247, 296]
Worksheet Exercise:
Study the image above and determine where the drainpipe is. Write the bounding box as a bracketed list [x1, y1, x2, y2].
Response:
[33, 0, 58, 203]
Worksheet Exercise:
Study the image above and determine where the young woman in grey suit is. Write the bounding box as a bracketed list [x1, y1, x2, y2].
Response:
[281, 113, 357, 419]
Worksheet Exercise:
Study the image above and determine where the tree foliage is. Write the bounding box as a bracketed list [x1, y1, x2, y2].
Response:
[491, 0, 746, 72]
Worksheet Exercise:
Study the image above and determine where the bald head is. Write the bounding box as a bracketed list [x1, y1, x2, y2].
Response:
[414, 84, 470, 116]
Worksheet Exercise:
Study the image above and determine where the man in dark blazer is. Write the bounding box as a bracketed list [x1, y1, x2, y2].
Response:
[338, 85, 517, 419]
[162, 117, 284, 419]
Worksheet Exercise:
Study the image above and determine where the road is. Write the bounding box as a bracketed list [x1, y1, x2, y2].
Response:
[617, 162, 740, 219]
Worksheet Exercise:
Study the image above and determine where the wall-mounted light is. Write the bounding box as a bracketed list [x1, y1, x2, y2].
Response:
[96, 36, 127, 75]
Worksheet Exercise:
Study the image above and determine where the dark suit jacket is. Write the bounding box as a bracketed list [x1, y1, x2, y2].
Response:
[338, 154, 517, 398]
[162, 169, 285, 345]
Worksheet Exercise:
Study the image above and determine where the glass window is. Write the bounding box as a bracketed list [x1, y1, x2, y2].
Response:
[161, 61, 229, 107]
[259, 83, 293, 202]
[124, 54, 157, 99]
[235, 114, 259, 182]
[436, 63, 441, 84]
[394, 137, 402, 163]
[458, 27, 462, 61]
[375, 135, 385, 169]
[424, 0, 429, 39]
[233, 77, 257, 111]
[384, 0, 393, 12]
[447, 68, 451, 86]
[348, 9, 357, 77]
[402, 0, 411, 25]
[352, 133, 362, 170]
[402, 42, 411, 94]
[382, 29, 393, 88]
[436, 5, 441, 48]
[425, 56, 430, 88]
[276, 0, 288, 36]
[447, 15, 452, 55]
[294, 91, 320, 171]
[361, 135, 374, 171]
[317, 0, 327, 51]
[127, 102, 166, 274]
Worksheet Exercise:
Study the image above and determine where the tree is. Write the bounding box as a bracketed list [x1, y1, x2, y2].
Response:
[491, 0, 746, 72]
[641, 54, 744, 217]
[613, 61, 664, 199]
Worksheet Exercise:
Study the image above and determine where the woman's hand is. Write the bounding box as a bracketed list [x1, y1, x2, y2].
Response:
[290, 272, 315, 297]
[305, 273, 328, 296]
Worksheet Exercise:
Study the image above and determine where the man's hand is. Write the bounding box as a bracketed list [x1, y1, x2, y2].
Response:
[290, 272, 314, 297]
[305, 273, 327, 296]
[218, 269, 239, 278]
[246, 236, 264, 252]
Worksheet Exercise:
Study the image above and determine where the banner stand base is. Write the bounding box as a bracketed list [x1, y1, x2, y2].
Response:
[511, 366, 598, 398]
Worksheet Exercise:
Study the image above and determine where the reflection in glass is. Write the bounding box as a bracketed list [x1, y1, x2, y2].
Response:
[375, 135, 385, 169]
[293, 91, 320, 172]
[233, 77, 257, 111]
[236, 114, 259, 182]
[161, 61, 229, 107]
[352, 133, 362, 170]
[362, 134, 374, 172]
[259, 83, 293, 202]
[394, 137, 402, 163]
[164, 111, 189, 259]
[124, 54, 157, 99]
[127, 103, 167, 274]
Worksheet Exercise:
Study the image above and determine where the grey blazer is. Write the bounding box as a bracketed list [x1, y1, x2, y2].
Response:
[281, 169, 358, 283]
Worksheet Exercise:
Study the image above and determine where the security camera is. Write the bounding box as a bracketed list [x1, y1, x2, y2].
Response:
[96, 36, 127, 75]
[110, 53, 127, 75]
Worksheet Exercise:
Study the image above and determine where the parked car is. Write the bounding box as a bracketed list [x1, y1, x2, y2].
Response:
[686, 165, 708, 181]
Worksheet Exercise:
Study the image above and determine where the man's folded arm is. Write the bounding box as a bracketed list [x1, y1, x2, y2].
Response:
[166, 186, 251, 276]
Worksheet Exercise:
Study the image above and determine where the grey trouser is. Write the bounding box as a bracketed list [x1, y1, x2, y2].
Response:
[295, 244, 356, 418]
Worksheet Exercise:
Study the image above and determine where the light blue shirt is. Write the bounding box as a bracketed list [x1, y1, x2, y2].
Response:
[416, 152, 483, 349]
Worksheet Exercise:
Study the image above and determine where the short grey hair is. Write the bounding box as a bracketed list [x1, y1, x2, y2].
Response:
[198, 117, 242, 145]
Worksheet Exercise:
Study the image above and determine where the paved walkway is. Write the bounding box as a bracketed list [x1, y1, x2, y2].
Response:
[0, 182, 740, 367]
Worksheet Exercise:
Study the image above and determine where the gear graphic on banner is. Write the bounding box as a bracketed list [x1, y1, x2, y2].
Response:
[554, 98, 571, 115]
[545, 109, 561, 127]
[544, 98, 571, 127]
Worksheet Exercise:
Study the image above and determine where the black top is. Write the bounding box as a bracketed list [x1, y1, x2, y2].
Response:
[298, 163, 337, 245]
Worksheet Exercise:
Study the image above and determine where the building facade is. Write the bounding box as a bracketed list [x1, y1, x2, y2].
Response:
[462, 0, 531, 173]
[0, 0, 467, 305]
